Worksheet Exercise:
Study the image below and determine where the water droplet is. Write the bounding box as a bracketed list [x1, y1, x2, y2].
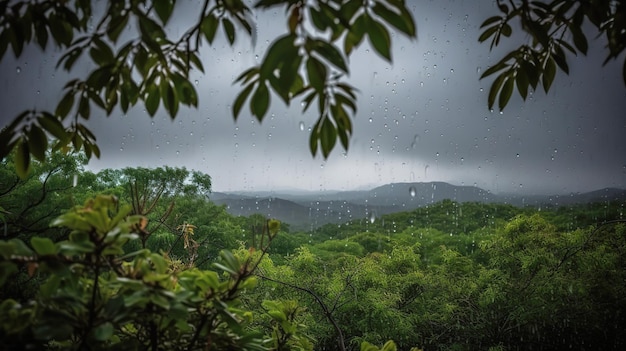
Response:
[299, 121, 305, 131]
[194, 80, 199, 85]
[72, 174, 78, 187]
[369, 212, 376, 224]
[16, 67, 21, 73]
[409, 186, 416, 197]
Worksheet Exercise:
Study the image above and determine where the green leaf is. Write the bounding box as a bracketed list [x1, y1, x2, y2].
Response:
[498, 75, 514, 110]
[145, 84, 160, 116]
[345, 14, 366, 55]
[38, 114, 68, 141]
[480, 16, 503, 28]
[78, 96, 90, 119]
[56, 91, 75, 118]
[372, 2, 415, 37]
[161, 81, 178, 118]
[93, 322, 114, 341]
[478, 25, 499, 43]
[542, 57, 556, 92]
[569, 23, 588, 54]
[15, 140, 30, 179]
[515, 68, 529, 100]
[487, 73, 506, 110]
[309, 7, 328, 31]
[139, 16, 165, 40]
[222, 18, 236, 45]
[500, 23, 512, 37]
[107, 13, 129, 42]
[260, 34, 297, 79]
[366, 16, 392, 61]
[319, 117, 337, 158]
[233, 82, 255, 120]
[312, 40, 348, 73]
[201, 14, 219, 44]
[89, 38, 115, 66]
[27, 126, 48, 162]
[31, 237, 57, 256]
[306, 57, 327, 92]
[171, 73, 197, 107]
[309, 120, 320, 156]
[154, 0, 174, 24]
[250, 81, 270, 121]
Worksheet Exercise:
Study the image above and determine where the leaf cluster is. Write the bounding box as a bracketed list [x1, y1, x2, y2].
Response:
[0, 0, 416, 177]
[479, 0, 626, 111]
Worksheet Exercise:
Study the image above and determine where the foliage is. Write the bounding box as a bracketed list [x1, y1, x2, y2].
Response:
[480, 0, 626, 110]
[0, 0, 416, 176]
[0, 194, 308, 350]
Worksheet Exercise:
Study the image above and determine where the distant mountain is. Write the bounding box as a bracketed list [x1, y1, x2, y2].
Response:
[210, 182, 626, 230]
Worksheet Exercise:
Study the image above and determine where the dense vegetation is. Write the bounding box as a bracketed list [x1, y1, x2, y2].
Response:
[1, 153, 625, 350]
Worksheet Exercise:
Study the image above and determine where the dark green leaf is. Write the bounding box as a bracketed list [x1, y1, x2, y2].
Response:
[344, 14, 366, 55]
[569, 23, 588, 54]
[312, 40, 348, 73]
[480, 61, 509, 79]
[260, 34, 297, 79]
[145, 84, 160, 116]
[309, 120, 320, 156]
[366, 16, 392, 61]
[372, 2, 415, 37]
[306, 57, 327, 92]
[15, 140, 30, 179]
[480, 16, 503, 28]
[89, 38, 115, 66]
[498, 75, 514, 110]
[487, 73, 506, 110]
[309, 7, 328, 31]
[479, 25, 499, 43]
[542, 57, 556, 92]
[501, 23, 512, 37]
[189, 52, 204, 73]
[201, 14, 219, 44]
[107, 13, 128, 42]
[56, 91, 75, 118]
[161, 81, 178, 118]
[93, 322, 114, 341]
[171, 73, 197, 107]
[233, 82, 255, 120]
[139, 16, 165, 40]
[250, 81, 270, 120]
[38, 114, 68, 141]
[154, 0, 174, 25]
[0, 30, 10, 59]
[78, 96, 90, 119]
[27, 126, 48, 162]
[515, 68, 529, 100]
[319, 117, 337, 158]
[222, 18, 236, 45]
[34, 20, 49, 50]
[552, 47, 569, 74]
[31, 237, 57, 256]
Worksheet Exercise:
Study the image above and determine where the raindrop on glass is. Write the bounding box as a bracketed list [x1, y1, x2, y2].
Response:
[299, 121, 305, 131]
[409, 186, 416, 197]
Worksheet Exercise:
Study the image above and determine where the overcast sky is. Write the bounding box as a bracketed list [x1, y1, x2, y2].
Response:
[1, 0, 625, 195]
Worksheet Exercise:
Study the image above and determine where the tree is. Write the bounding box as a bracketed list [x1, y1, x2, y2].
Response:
[0, 0, 416, 177]
[479, 0, 626, 111]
